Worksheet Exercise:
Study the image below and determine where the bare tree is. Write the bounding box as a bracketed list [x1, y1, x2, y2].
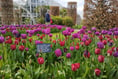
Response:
[83, 0, 118, 29]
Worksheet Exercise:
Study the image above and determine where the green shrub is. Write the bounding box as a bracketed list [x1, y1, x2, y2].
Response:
[63, 16, 74, 27]
[36, 17, 45, 24]
[73, 25, 83, 29]
[51, 16, 63, 25]
[51, 16, 74, 27]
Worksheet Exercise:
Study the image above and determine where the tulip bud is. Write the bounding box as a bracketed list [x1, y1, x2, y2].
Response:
[95, 68, 101, 76]
[98, 55, 104, 63]
[95, 48, 101, 55]
[37, 57, 44, 64]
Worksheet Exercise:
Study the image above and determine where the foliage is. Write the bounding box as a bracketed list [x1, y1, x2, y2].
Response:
[60, 8, 67, 17]
[51, 16, 74, 27]
[24, 18, 30, 24]
[83, 0, 118, 29]
[36, 17, 45, 24]
[63, 16, 74, 27]
[51, 16, 63, 25]
[0, 25, 118, 78]
[73, 25, 83, 29]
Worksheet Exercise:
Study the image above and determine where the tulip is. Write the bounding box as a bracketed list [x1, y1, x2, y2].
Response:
[55, 49, 62, 57]
[98, 55, 104, 63]
[0, 56, 2, 60]
[64, 48, 68, 52]
[29, 38, 32, 43]
[1, 30, 6, 34]
[35, 40, 40, 45]
[22, 40, 26, 44]
[5, 39, 12, 44]
[49, 34, 52, 37]
[80, 42, 84, 46]
[66, 53, 71, 58]
[44, 28, 50, 34]
[97, 42, 104, 49]
[95, 32, 100, 36]
[52, 40, 56, 44]
[36, 53, 39, 57]
[19, 45, 25, 51]
[72, 33, 78, 38]
[25, 48, 29, 51]
[84, 50, 90, 58]
[107, 50, 112, 56]
[21, 34, 27, 39]
[10, 45, 16, 50]
[59, 41, 65, 46]
[99, 35, 103, 41]
[71, 63, 80, 71]
[91, 27, 96, 31]
[113, 51, 118, 57]
[37, 57, 44, 64]
[70, 46, 74, 51]
[82, 38, 86, 42]
[102, 40, 107, 45]
[14, 40, 19, 45]
[0, 36, 4, 43]
[36, 34, 40, 37]
[75, 46, 79, 50]
[82, 26, 87, 29]
[85, 40, 90, 46]
[95, 48, 101, 55]
[95, 68, 101, 76]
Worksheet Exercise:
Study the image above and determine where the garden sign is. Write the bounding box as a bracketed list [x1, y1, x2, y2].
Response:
[37, 43, 51, 53]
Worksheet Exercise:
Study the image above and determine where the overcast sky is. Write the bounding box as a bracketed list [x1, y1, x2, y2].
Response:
[13, 0, 84, 18]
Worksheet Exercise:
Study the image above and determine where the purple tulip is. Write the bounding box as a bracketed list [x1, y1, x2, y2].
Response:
[57, 26, 62, 30]
[88, 31, 92, 34]
[29, 30, 34, 35]
[21, 34, 27, 39]
[91, 27, 96, 31]
[82, 26, 87, 29]
[114, 31, 118, 35]
[1, 30, 6, 34]
[25, 48, 29, 51]
[12, 30, 19, 35]
[72, 33, 78, 38]
[0, 36, 4, 43]
[82, 38, 86, 42]
[97, 42, 104, 49]
[49, 34, 52, 37]
[44, 28, 50, 34]
[64, 48, 68, 52]
[109, 42, 113, 47]
[0, 56, 2, 60]
[83, 35, 89, 39]
[95, 32, 100, 36]
[70, 46, 74, 51]
[66, 53, 71, 58]
[79, 29, 85, 34]
[62, 30, 68, 36]
[101, 30, 108, 34]
[35, 40, 40, 45]
[108, 31, 113, 35]
[55, 49, 62, 57]
[113, 51, 118, 57]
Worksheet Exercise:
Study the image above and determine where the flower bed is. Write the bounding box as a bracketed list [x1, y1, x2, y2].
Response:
[0, 25, 118, 79]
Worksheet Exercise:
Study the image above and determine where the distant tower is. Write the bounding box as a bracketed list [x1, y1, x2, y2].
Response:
[50, 6, 59, 16]
[67, 2, 77, 24]
[0, 0, 14, 25]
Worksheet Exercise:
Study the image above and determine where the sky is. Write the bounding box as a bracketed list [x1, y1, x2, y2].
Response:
[13, 0, 84, 18]
[60, 0, 84, 18]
